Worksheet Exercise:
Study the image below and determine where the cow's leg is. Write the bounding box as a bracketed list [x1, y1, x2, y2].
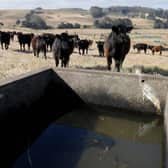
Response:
[50, 44, 52, 52]
[86, 48, 88, 54]
[23, 44, 25, 51]
[152, 50, 154, 55]
[61, 58, 64, 67]
[65, 55, 70, 67]
[79, 48, 81, 55]
[115, 60, 120, 72]
[63, 58, 66, 67]
[37, 48, 40, 58]
[62, 56, 68, 67]
[1, 43, 3, 50]
[28, 43, 30, 51]
[5, 43, 9, 50]
[46, 44, 48, 52]
[160, 50, 162, 55]
[44, 47, 47, 60]
[33, 48, 36, 56]
[20, 44, 22, 51]
[54, 56, 59, 67]
[107, 56, 112, 71]
[82, 49, 85, 55]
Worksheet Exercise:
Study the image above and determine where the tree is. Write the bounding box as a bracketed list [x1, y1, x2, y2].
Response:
[22, 12, 49, 29]
[16, 19, 21, 25]
[89, 6, 104, 18]
[153, 19, 167, 28]
[94, 17, 133, 29]
[57, 22, 81, 29]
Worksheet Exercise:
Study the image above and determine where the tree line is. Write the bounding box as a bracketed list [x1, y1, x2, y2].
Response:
[15, 6, 168, 29]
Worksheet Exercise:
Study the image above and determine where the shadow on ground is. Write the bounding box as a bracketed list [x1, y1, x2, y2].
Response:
[127, 65, 168, 76]
[12, 49, 32, 54]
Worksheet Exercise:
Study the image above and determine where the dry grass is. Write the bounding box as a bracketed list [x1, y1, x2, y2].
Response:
[0, 9, 168, 80]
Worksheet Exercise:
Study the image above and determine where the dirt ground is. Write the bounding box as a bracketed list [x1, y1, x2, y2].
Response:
[0, 28, 168, 80]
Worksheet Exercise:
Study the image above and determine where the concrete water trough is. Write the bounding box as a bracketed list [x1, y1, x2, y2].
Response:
[0, 67, 168, 168]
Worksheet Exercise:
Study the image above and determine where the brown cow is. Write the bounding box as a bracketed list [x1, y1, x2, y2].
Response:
[148, 45, 163, 55]
[31, 35, 47, 59]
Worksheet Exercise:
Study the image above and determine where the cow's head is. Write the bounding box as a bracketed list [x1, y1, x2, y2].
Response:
[112, 25, 133, 34]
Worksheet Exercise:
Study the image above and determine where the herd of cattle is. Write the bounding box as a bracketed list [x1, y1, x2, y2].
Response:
[133, 43, 163, 55]
[0, 25, 165, 72]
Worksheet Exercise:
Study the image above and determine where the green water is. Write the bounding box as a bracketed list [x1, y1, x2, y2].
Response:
[13, 105, 163, 168]
[55, 105, 163, 144]
[55, 105, 163, 168]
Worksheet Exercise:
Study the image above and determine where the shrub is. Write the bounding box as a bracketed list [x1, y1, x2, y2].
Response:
[89, 6, 105, 18]
[153, 19, 168, 28]
[16, 19, 21, 25]
[57, 22, 81, 29]
[94, 17, 133, 29]
[22, 12, 49, 29]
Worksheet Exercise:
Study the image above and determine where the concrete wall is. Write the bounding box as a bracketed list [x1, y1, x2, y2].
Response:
[0, 67, 83, 167]
[53, 68, 168, 115]
[1, 67, 168, 116]
[0, 67, 52, 119]
[0, 67, 54, 167]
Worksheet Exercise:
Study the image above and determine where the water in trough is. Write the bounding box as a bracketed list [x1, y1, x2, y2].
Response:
[13, 105, 163, 168]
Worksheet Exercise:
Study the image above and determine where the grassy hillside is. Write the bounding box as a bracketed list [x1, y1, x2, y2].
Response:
[0, 8, 154, 29]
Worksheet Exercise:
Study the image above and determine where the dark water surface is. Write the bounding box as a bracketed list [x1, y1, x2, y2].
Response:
[13, 105, 163, 168]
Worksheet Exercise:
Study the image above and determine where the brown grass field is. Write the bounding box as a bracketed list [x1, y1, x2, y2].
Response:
[0, 9, 168, 80]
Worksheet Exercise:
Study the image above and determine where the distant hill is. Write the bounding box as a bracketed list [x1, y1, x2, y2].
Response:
[101, 6, 168, 21]
[0, 6, 167, 29]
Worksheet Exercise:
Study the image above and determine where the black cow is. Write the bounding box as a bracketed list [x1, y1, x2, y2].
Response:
[78, 39, 90, 55]
[17, 32, 34, 51]
[96, 41, 104, 56]
[43, 33, 55, 51]
[0, 31, 10, 50]
[104, 25, 133, 72]
[52, 33, 74, 67]
[32, 35, 47, 59]
[133, 43, 148, 54]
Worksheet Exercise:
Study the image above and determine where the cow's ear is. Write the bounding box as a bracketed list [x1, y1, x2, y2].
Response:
[126, 26, 133, 33]
[112, 26, 119, 33]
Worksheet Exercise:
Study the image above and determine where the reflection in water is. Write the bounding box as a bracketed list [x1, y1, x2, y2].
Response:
[137, 118, 160, 137]
[56, 105, 162, 144]
[13, 105, 163, 168]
